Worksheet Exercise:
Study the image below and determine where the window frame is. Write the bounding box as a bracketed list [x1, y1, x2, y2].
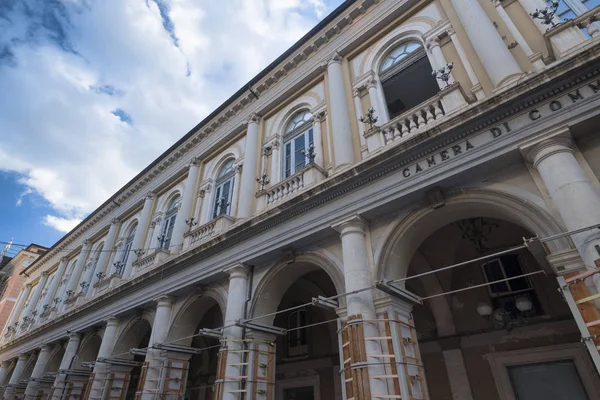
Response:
[282, 118, 314, 179]
[379, 41, 428, 82]
[119, 225, 136, 268]
[481, 255, 532, 298]
[160, 195, 180, 249]
[212, 159, 236, 219]
[486, 344, 600, 400]
[286, 309, 309, 359]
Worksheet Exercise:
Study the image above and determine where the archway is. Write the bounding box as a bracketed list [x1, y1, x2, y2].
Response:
[250, 255, 344, 400]
[113, 318, 152, 400]
[382, 211, 599, 399]
[167, 293, 225, 400]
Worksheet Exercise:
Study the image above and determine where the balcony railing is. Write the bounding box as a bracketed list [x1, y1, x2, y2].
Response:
[363, 82, 468, 153]
[132, 248, 170, 272]
[256, 163, 328, 211]
[544, 6, 600, 61]
[184, 214, 236, 248]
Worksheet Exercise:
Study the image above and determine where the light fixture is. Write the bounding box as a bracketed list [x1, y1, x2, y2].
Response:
[476, 302, 493, 317]
[515, 296, 533, 312]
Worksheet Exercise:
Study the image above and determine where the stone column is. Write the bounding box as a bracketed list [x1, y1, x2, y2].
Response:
[353, 88, 366, 140]
[366, 78, 389, 125]
[0, 361, 11, 386]
[123, 192, 156, 278]
[24, 345, 52, 398]
[493, 0, 545, 71]
[171, 159, 201, 253]
[446, 28, 485, 100]
[426, 38, 455, 88]
[326, 52, 356, 169]
[231, 163, 243, 217]
[90, 219, 121, 290]
[4, 354, 29, 399]
[443, 349, 474, 400]
[64, 240, 92, 299]
[140, 296, 173, 400]
[239, 114, 261, 219]
[59, 333, 81, 371]
[221, 264, 249, 400]
[311, 113, 325, 167]
[42, 258, 68, 311]
[269, 137, 281, 186]
[5, 284, 31, 332]
[449, 0, 521, 87]
[198, 184, 213, 225]
[523, 133, 600, 286]
[332, 215, 388, 397]
[88, 318, 119, 400]
[21, 272, 49, 326]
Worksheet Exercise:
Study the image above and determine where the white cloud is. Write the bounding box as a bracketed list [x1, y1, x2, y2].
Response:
[0, 0, 340, 233]
[43, 216, 83, 234]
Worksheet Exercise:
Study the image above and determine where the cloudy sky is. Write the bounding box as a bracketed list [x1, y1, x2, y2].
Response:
[0, 0, 344, 255]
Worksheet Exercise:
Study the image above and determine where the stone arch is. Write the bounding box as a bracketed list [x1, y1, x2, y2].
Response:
[249, 250, 345, 326]
[205, 150, 242, 184]
[71, 332, 102, 369]
[119, 218, 139, 240]
[376, 186, 569, 283]
[155, 187, 184, 216]
[166, 286, 227, 346]
[359, 20, 437, 77]
[43, 343, 65, 374]
[112, 312, 154, 358]
[269, 95, 321, 138]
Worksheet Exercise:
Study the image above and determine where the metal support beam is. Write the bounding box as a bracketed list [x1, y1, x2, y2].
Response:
[235, 320, 286, 335]
[312, 296, 339, 310]
[152, 343, 203, 355]
[376, 280, 422, 305]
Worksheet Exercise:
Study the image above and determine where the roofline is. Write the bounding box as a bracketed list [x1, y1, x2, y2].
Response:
[23, 0, 357, 275]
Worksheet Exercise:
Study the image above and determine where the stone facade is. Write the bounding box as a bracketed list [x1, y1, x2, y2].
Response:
[2, 0, 600, 399]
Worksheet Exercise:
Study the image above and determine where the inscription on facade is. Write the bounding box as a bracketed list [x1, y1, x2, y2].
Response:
[399, 80, 600, 180]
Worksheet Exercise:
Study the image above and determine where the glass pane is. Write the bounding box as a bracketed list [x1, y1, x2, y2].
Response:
[584, 0, 600, 8]
[218, 159, 235, 178]
[294, 135, 306, 172]
[213, 185, 223, 217]
[509, 361, 589, 400]
[308, 129, 313, 145]
[484, 260, 509, 294]
[501, 255, 530, 292]
[284, 387, 314, 400]
[285, 142, 292, 177]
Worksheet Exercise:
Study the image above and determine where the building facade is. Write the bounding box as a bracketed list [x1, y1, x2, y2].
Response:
[2, 0, 600, 399]
[0, 245, 47, 340]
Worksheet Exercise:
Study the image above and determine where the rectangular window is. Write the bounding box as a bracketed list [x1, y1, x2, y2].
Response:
[482, 255, 531, 297]
[287, 310, 309, 358]
[508, 360, 589, 399]
[213, 177, 234, 219]
[283, 128, 314, 178]
[161, 214, 176, 249]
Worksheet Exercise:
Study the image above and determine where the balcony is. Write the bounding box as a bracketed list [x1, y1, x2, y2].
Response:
[544, 6, 600, 61]
[256, 163, 328, 211]
[364, 82, 469, 153]
[184, 214, 236, 248]
[132, 248, 170, 272]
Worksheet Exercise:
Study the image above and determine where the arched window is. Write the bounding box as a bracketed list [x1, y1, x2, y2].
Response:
[379, 41, 439, 119]
[283, 110, 314, 178]
[159, 195, 180, 249]
[213, 159, 236, 219]
[118, 223, 137, 272]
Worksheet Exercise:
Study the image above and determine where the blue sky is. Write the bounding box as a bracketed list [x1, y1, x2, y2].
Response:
[0, 0, 344, 252]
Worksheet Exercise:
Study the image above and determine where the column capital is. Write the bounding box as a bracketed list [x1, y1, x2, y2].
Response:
[67, 332, 81, 341]
[25, 283, 33, 289]
[0, 360, 11, 368]
[40, 271, 50, 278]
[244, 113, 261, 125]
[352, 87, 361, 97]
[325, 51, 343, 67]
[446, 27, 456, 36]
[17, 353, 29, 361]
[224, 263, 250, 279]
[105, 316, 119, 327]
[519, 128, 573, 167]
[39, 344, 52, 352]
[189, 157, 201, 167]
[425, 36, 441, 50]
[145, 191, 156, 200]
[60, 256, 69, 263]
[154, 294, 173, 308]
[111, 217, 121, 225]
[332, 214, 368, 236]
[82, 239, 92, 247]
[366, 78, 378, 89]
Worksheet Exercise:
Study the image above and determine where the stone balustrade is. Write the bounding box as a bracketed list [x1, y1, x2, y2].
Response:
[544, 5, 600, 61]
[184, 214, 236, 248]
[364, 82, 468, 153]
[257, 163, 328, 211]
[132, 248, 170, 272]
